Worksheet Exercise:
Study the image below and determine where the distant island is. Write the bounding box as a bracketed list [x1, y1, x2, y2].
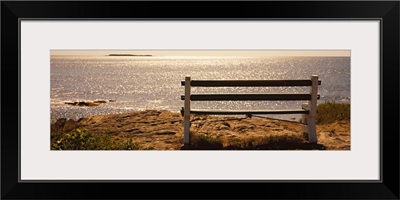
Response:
[108, 54, 152, 57]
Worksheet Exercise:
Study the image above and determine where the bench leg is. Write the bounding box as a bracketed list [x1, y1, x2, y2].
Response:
[183, 115, 190, 144]
[302, 113, 308, 138]
[183, 76, 191, 145]
[302, 113, 317, 143]
[308, 117, 317, 143]
[308, 75, 318, 143]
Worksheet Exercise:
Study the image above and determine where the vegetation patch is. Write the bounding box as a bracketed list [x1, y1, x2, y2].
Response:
[187, 134, 224, 150]
[316, 101, 350, 124]
[51, 129, 153, 150]
[184, 133, 325, 150]
[224, 134, 325, 150]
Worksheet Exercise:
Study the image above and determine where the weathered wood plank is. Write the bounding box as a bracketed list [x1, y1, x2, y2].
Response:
[181, 94, 320, 101]
[183, 77, 191, 144]
[308, 75, 319, 143]
[181, 80, 321, 87]
[190, 109, 309, 115]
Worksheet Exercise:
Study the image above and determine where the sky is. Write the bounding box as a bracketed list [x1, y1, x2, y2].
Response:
[51, 50, 351, 57]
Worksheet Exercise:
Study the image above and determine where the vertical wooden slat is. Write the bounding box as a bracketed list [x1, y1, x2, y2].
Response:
[308, 75, 318, 143]
[183, 76, 191, 145]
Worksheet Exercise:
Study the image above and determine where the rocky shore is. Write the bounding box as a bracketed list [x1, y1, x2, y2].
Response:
[51, 110, 350, 150]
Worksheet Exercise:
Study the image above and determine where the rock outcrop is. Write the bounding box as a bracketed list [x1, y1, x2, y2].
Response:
[64, 100, 116, 107]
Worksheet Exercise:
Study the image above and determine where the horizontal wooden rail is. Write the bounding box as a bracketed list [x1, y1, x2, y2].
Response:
[181, 94, 320, 101]
[181, 80, 321, 87]
[189, 109, 309, 115]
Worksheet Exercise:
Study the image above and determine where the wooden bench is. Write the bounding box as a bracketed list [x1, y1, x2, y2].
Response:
[181, 75, 321, 145]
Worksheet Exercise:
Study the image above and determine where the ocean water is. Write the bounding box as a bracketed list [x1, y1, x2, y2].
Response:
[51, 55, 350, 122]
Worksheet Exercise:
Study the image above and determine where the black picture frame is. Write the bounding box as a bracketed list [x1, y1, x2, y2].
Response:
[2, 1, 399, 199]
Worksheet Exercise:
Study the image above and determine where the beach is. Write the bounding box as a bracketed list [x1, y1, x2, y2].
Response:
[51, 110, 350, 150]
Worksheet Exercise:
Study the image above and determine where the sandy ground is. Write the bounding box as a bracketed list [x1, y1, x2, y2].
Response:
[52, 110, 350, 150]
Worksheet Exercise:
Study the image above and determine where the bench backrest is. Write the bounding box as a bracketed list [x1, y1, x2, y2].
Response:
[181, 76, 321, 102]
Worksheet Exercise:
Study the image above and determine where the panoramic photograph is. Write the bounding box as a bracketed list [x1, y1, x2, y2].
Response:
[50, 50, 350, 150]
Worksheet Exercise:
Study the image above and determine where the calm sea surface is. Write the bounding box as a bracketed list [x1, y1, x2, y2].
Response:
[51, 56, 350, 122]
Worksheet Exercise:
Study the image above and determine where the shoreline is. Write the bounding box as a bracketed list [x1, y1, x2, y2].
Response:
[51, 109, 350, 150]
[50, 99, 351, 124]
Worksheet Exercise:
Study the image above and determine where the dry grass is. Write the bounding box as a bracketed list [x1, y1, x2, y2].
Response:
[316, 101, 350, 124]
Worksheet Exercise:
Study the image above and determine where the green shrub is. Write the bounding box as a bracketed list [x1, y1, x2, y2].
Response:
[51, 129, 150, 150]
[316, 101, 350, 124]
